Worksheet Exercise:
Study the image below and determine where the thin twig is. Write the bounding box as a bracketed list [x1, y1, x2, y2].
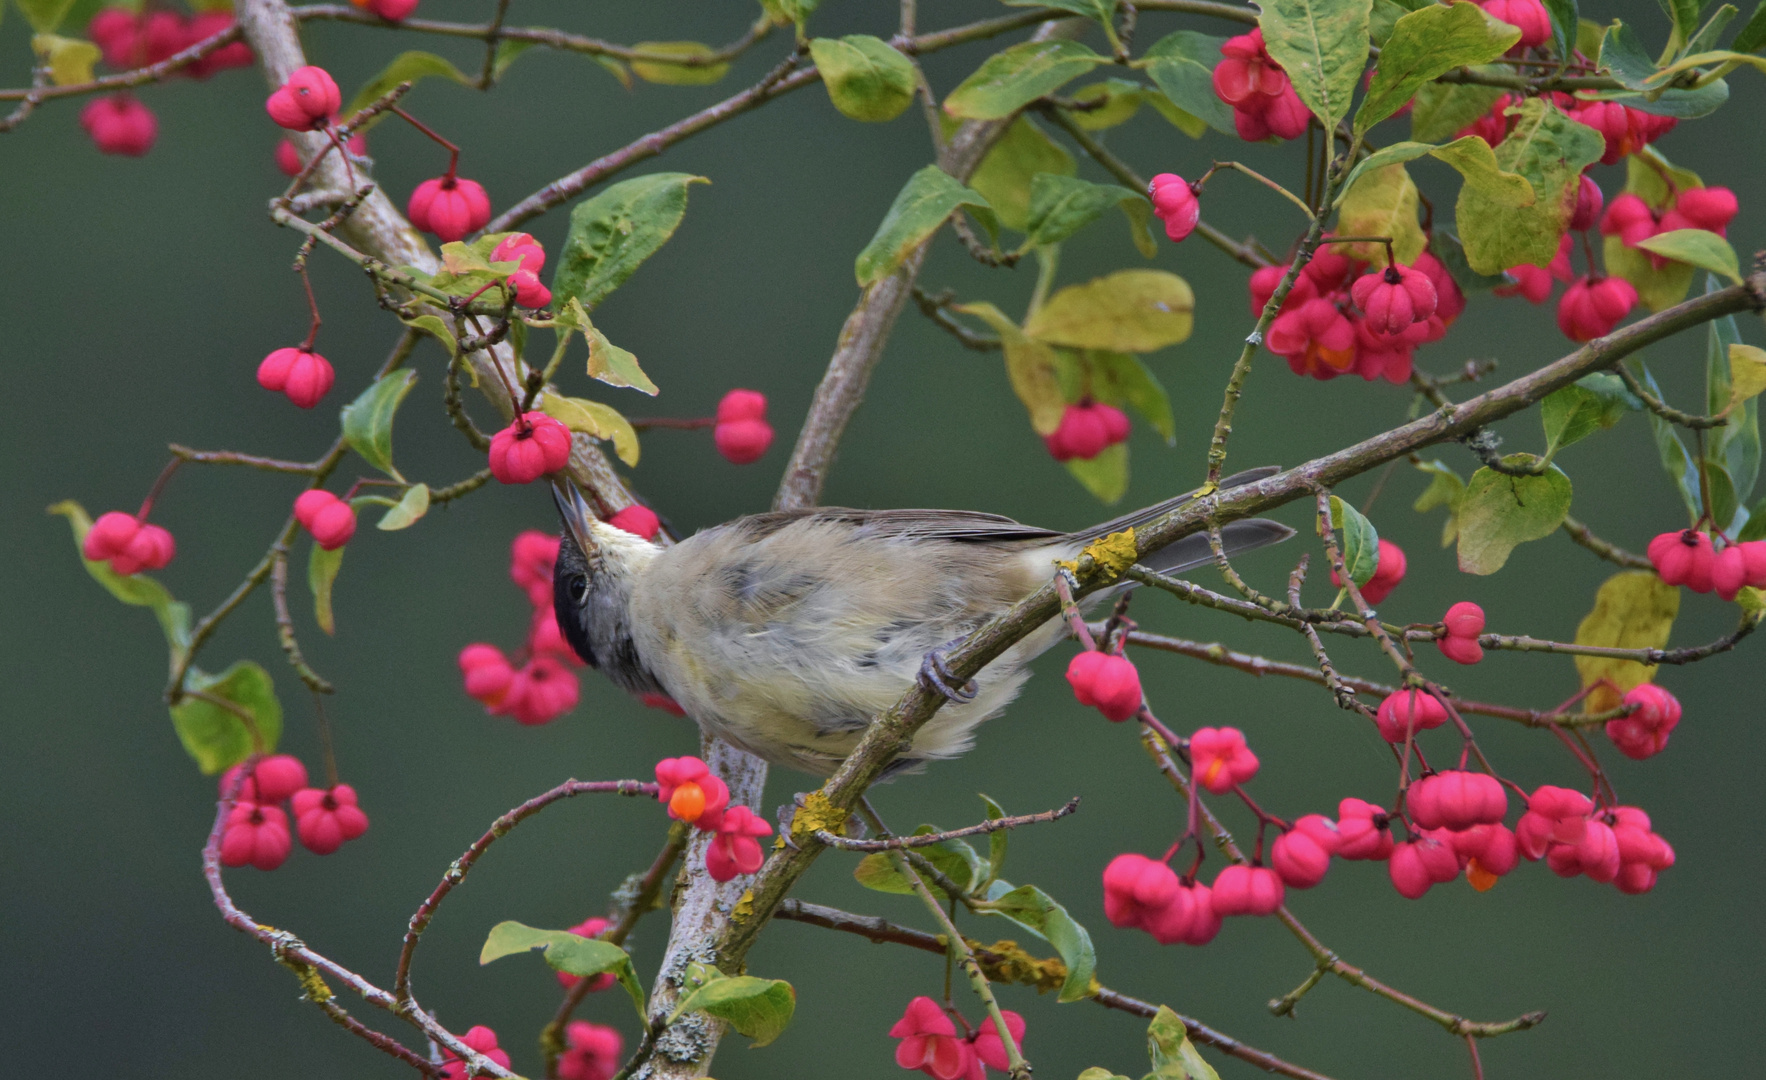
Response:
[815, 798, 1078, 850]
[1561, 515, 1653, 569]
[271, 548, 335, 694]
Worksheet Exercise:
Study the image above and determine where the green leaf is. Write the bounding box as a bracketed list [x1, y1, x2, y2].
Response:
[1257, 0, 1372, 133]
[1142, 31, 1238, 136]
[1066, 78, 1149, 130]
[1429, 135, 1537, 207]
[49, 499, 190, 662]
[979, 795, 1009, 885]
[1412, 459, 1467, 545]
[1735, 0, 1766, 52]
[1740, 498, 1766, 540]
[15, 0, 75, 32]
[671, 967, 796, 1048]
[943, 40, 1110, 120]
[1066, 442, 1130, 503]
[550, 297, 660, 397]
[378, 483, 430, 531]
[1369, 0, 1405, 47]
[978, 884, 1096, 1002]
[553, 173, 708, 312]
[1078, 1070, 1132, 1080]
[479, 921, 646, 1021]
[32, 33, 98, 84]
[855, 165, 992, 285]
[1709, 309, 1760, 529]
[1022, 174, 1153, 254]
[1595, 80, 1731, 118]
[1090, 350, 1175, 442]
[629, 41, 730, 85]
[1635, 229, 1743, 284]
[1410, 78, 1508, 143]
[308, 542, 344, 636]
[1024, 270, 1194, 352]
[1574, 571, 1680, 712]
[1541, 0, 1580, 57]
[1542, 384, 1628, 457]
[1004, 0, 1120, 20]
[170, 661, 283, 774]
[1637, 362, 1704, 520]
[1430, 229, 1510, 291]
[540, 393, 639, 467]
[808, 35, 916, 121]
[1599, 19, 1658, 90]
[1456, 459, 1574, 574]
[341, 369, 417, 482]
[760, 0, 821, 28]
[344, 51, 470, 122]
[1335, 163, 1426, 264]
[1356, 3, 1520, 134]
[400, 314, 458, 358]
[1659, 0, 1706, 50]
[493, 39, 535, 79]
[1457, 98, 1604, 274]
[1147, 1006, 1221, 1080]
[1329, 495, 1381, 586]
[965, 116, 1074, 233]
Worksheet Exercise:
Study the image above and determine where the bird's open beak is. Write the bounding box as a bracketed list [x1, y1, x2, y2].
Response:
[551, 479, 599, 555]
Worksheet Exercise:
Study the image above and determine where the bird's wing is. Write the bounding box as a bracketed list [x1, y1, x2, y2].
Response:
[731, 507, 1064, 544]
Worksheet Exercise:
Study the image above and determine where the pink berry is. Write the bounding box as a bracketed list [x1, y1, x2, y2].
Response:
[265, 65, 341, 131]
[1438, 600, 1486, 664]
[1669, 186, 1739, 235]
[1331, 537, 1407, 604]
[1350, 265, 1438, 336]
[1335, 798, 1395, 860]
[1408, 770, 1506, 831]
[363, 0, 421, 19]
[276, 132, 367, 177]
[459, 643, 516, 708]
[489, 412, 573, 484]
[1711, 542, 1754, 600]
[85, 511, 176, 575]
[408, 176, 492, 242]
[1044, 402, 1130, 461]
[257, 346, 335, 408]
[83, 511, 143, 562]
[510, 530, 561, 606]
[293, 490, 356, 550]
[507, 269, 553, 309]
[1648, 529, 1716, 592]
[491, 232, 546, 273]
[1268, 297, 1357, 380]
[972, 1010, 1028, 1074]
[705, 804, 772, 881]
[640, 691, 686, 715]
[528, 606, 586, 667]
[1102, 853, 1180, 929]
[291, 783, 370, 855]
[441, 1026, 512, 1080]
[1606, 683, 1681, 759]
[1271, 825, 1334, 889]
[1065, 651, 1143, 722]
[1189, 726, 1259, 793]
[219, 801, 293, 871]
[251, 754, 310, 803]
[1210, 863, 1284, 916]
[712, 389, 773, 464]
[1147, 173, 1200, 242]
[1557, 275, 1637, 343]
[558, 1020, 624, 1080]
[607, 504, 661, 540]
[1388, 834, 1460, 898]
[1570, 174, 1604, 231]
[1374, 688, 1448, 743]
[183, 12, 254, 78]
[500, 656, 580, 724]
[890, 996, 975, 1080]
[79, 95, 157, 156]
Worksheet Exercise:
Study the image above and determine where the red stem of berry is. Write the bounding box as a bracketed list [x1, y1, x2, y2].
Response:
[137, 456, 185, 521]
[392, 106, 460, 178]
[299, 266, 323, 352]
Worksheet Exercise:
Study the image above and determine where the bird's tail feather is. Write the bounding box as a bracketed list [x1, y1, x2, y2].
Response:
[1067, 466, 1280, 545]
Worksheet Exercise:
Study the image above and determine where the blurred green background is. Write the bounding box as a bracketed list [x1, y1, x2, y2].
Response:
[3, 1, 1762, 1077]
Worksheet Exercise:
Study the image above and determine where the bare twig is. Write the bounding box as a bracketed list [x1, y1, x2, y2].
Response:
[816, 797, 1078, 850]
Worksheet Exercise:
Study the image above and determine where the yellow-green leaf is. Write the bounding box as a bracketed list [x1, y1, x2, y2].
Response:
[670, 967, 797, 1048]
[1634, 228, 1743, 285]
[1456, 458, 1573, 574]
[1605, 235, 1697, 312]
[1574, 571, 1679, 713]
[808, 35, 915, 122]
[855, 165, 991, 286]
[377, 483, 429, 531]
[1067, 441, 1129, 503]
[1355, 3, 1519, 134]
[629, 41, 729, 85]
[309, 542, 344, 635]
[1257, 0, 1372, 133]
[49, 500, 191, 663]
[586, 325, 658, 396]
[1410, 78, 1507, 143]
[943, 39, 1110, 120]
[170, 661, 283, 774]
[1066, 78, 1145, 129]
[1335, 163, 1425, 264]
[1147, 1006, 1222, 1080]
[1024, 269, 1194, 353]
[965, 116, 1074, 233]
[344, 51, 470, 123]
[540, 393, 639, 466]
[955, 302, 1066, 435]
[1337, 137, 1534, 210]
[1729, 344, 1766, 410]
[553, 173, 708, 312]
[1412, 459, 1467, 546]
[1457, 97, 1604, 274]
[31, 33, 98, 85]
[15, 0, 76, 33]
[480, 921, 647, 1021]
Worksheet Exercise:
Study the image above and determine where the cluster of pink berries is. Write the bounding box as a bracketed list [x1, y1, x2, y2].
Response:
[437, 1020, 619, 1080]
[1043, 400, 1130, 462]
[458, 531, 585, 725]
[294, 489, 358, 550]
[1517, 788, 1675, 894]
[890, 996, 1025, 1080]
[1251, 248, 1464, 385]
[1459, 93, 1675, 168]
[349, 0, 421, 21]
[714, 389, 775, 464]
[257, 346, 336, 408]
[489, 412, 573, 485]
[491, 232, 554, 309]
[1065, 648, 1143, 721]
[218, 754, 369, 870]
[1604, 186, 1741, 263]
[83, 510, 175, 575]
[79, 8, 253, 156]
[265, 65, 342, 132]
[440, 1026, 510, 1080]
[1649, 528, 1766, 601]
[1147, 173, 1199, 243]
[654, 755, 775, 882]
[1211, 29, 1309, 142]
[1478, 0, 1551, 49]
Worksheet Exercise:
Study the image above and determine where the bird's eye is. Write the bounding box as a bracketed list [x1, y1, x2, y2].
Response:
[568, 574, 589, 602]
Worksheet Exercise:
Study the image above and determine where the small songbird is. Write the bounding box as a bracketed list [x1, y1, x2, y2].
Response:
[551, 472, 1292, 777]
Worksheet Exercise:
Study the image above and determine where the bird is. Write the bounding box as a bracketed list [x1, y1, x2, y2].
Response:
[550, 471, 1292, 777]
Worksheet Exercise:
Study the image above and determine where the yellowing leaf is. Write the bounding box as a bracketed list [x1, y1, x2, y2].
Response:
[808, 35, 916, 122]
[1574, 571, 1679, 712]
[943, 39, 1109, 120]
[1024, 269, 1194, 353]
[586, 325, 658, 396]
[32, 33, 98, 86]
[1457, 98, 1604, 274]
[629, 41, 730, 85]
[1336, 162, 1426, 264]
[965, 115, 1074, 234]
[1728, 344, 1766, 409]
[1634, 228, 1743, 285]
[540, 393, 639, 466]
[1355, 3, 1519, 134]
[955, 301, 1067, 435]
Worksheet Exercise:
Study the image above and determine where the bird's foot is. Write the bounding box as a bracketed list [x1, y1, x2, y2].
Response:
[917, 638, 979, 704]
